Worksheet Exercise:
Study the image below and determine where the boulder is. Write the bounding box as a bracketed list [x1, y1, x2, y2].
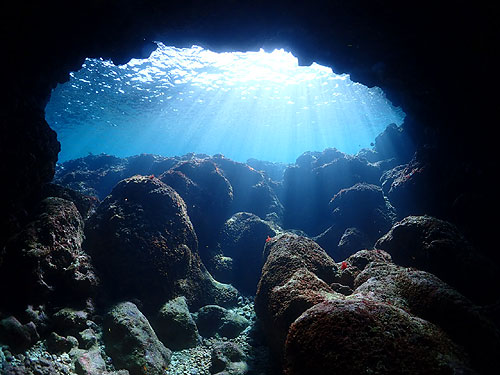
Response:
[160, 158, 233, 251]
[212, 155, 284, 222]
[375, 215, 500, 303]
[218, 212, 280, 293]
[353, 262, 500, 374]
[284, 298, 473, 375]
[154, 296, 200, 350]
[85, 175, 237, 309]
[195, 305, 250, 339]
[0, 197, 99, 310]
[0, 316, 39, 353]
[255, 234, 340, 356]
[282, 150, 381, 235]
[103, 302, 171, 375]
[210, 341, 247, 375]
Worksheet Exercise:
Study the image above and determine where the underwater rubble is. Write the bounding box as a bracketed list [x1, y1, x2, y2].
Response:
[1, 137, 500, 374]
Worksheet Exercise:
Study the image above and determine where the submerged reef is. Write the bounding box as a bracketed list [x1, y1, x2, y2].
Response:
[1, 141, 499, 374]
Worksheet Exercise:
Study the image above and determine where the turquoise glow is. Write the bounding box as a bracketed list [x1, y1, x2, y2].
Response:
[46, 43, 405, 163]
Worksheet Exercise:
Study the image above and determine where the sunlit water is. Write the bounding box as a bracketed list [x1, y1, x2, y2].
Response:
[46, 43, 405, 163]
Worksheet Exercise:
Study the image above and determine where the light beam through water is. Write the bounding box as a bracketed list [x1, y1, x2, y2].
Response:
[45, 43, 405, 163]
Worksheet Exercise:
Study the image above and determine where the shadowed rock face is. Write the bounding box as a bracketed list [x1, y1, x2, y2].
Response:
[84, 175, 237, 310]
[0, 197, 99, 311]
[375, 215, 500, 304]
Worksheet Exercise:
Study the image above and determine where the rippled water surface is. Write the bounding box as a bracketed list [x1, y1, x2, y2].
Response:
[46, 43, 405, 162]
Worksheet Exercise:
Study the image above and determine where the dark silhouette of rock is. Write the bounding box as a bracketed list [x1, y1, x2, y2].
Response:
[54, 154, 180, 200]
[212, 155, 284, 223]
[314, 183, 395, 259]
[217, 212, 280, 294]
[0, 197, 99, 311]
[247, 158, 289, 182]
[282, 150, 381, 235]
[153, 296, 200, 351]
[284, 298, 473, 375]
[103, 302, 171, 375]
[0, 316, 40, 353]
[375, 215, 500, 303]
[84, 175, 237, 310]
[160, 158, 233, 253]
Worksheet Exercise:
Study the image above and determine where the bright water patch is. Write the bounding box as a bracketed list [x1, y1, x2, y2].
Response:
[46, 43, 405, 163]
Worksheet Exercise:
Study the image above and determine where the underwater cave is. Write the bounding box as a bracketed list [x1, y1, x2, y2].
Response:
[1, 1, 498, 375]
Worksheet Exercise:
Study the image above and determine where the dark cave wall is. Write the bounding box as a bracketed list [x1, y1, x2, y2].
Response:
[0, 0, 496, 245]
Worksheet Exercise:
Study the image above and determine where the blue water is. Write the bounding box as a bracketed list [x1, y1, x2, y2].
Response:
[46, 43, 405, 163]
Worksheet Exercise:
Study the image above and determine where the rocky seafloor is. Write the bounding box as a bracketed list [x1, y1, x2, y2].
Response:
[1, 125, 499, 374]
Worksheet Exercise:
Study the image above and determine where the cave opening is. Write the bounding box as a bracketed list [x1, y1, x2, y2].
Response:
[45, 42, 405, 164]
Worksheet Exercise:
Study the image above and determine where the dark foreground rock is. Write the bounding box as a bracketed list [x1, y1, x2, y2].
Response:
[103, 302, 171, 375]
[353, 262, 500, 374]
[255, 234, 340, 356]
[284, 298, 472, 375]
[375, 215, 500, 303]
[0, 197, 99, 311]
[84, 175, 237, 309]
[255, 235, 499, 374]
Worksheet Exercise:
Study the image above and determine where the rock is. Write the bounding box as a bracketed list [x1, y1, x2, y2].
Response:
[74, 348, 107, 375]
[52, 308, 89, 337]
[329, 183, 395, 243]
[284, 298, 473, 375]
[246, 158, 289, 182]
[0, 316, 39, 353]
[40, 183, 99, 220]
[54, 153, 179, 200]
[375, 215, 500, 303]
[264, 268, 341, 355]
[335, 227, 372, 259]
[160, 158, 233, 251]
[195, 305, 250, 339]
[282, 151, 381, 236]
[103, 302, 171, 375]
[212, 155, 284, 222]
[195, 305, 228, 337]
[314, 183, 395, 259]
[154, 296, 200, 350]
[79, 328, 100, 349]
[210, 342, 246, 375]
[353, 262, 500, 374]
[372, 123, 414, 164]
[85, 175, 237, 309]
[255, 234, 340, 356]
[218, 312, 250, 339]
[46, 332, 79, 353]
[0, 197, 99, 309]
[218, 212, 280, 293]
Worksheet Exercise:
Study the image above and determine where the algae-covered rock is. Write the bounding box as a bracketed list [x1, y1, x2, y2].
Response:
[284, 299, 473, 375]
[85, 175, 238, 309]
[154, 296, 200, 350]
[195, 305, 250, 339]
[218, 212, 280, 293]
[0, 197, 99, 309]
[103, 302, 171, 375]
